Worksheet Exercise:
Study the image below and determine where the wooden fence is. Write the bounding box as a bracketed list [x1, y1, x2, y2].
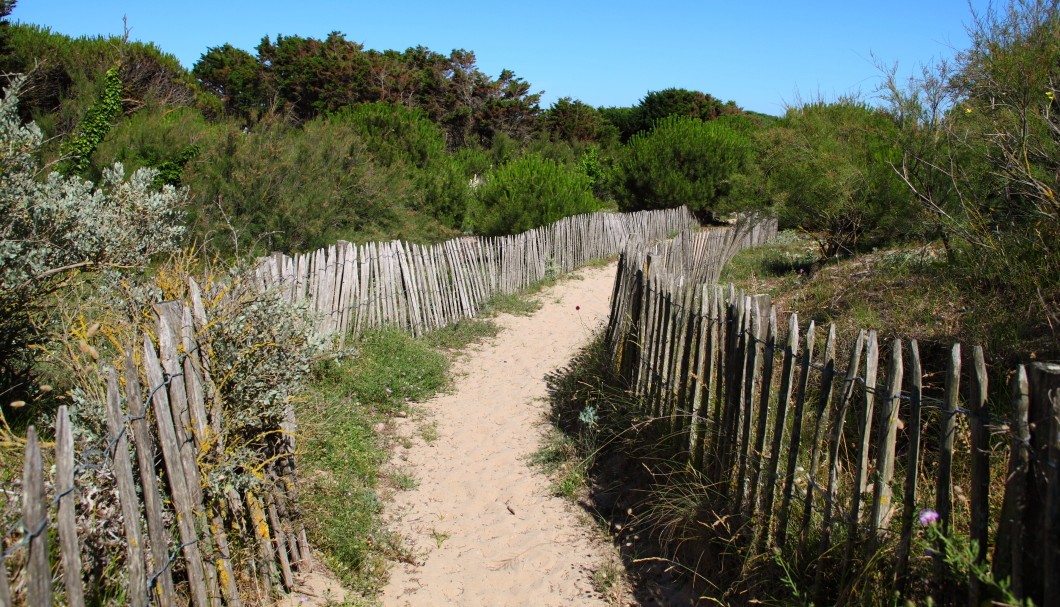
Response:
[1, 206, 710, 605]
[254, 207, 700, 340]
[603, 249, 1060, 606]
[1, 285, 309, 607]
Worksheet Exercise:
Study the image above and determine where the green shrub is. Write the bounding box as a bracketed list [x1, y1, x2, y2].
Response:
[336, 102, 469, 227]
[464, 152, 602, 236]
[184, 116, 403, 255]
[761, 100, 916, 257]
[0, 77, 186, 403]
[92, 105, 220, 185]
[616, 115, 752, 222]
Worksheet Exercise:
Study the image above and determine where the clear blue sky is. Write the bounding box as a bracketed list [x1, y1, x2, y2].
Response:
[10, 0, 989, 116]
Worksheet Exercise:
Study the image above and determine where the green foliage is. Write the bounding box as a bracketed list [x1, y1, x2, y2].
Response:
[2, 24, 197, 145]
[298, 324, 482, 593]
[92, 105, 220, 187]
[542, 97, 617, 144]
[617, 115, 752, 221]
[192, 43, 264, 119]
[464, 152, 602, 236]
[342, 329, 449, 411]
[184, 116, 404, 255]
[337, 102, 469, 226]
[602, 88, 743, 142]
[635, 87, 736, 131]
[60, 65, 122, 173]
[297, 358, 391, 594]
[878, 0, 1060, 362]
[150, 144, 200, 188]
[761, 100, 916, 257]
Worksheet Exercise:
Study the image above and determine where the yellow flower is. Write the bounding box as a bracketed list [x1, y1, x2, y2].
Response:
[965, 107, 973, 114]
[1047, 90, 1055, 100]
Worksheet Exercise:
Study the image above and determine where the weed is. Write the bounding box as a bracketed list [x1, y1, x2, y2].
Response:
[422, 318, 499, 350]
[429, 528, 451, 548]
[482, 291, 544, 316]
[419, 419, 439, 444]
[389, 470, 419, 491]
[591, 557, 623, 597]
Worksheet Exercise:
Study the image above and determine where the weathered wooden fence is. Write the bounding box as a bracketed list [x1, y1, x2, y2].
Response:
[254, 207, 700, 340]
[604, 248, 1060, 606]
[1, 285, 309, 607]
[1, 206, 712, 605]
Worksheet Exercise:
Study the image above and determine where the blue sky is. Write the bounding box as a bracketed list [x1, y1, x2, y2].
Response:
[10, 1, 989, 116]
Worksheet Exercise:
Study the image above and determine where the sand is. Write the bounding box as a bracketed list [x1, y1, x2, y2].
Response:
[378, 262, 628, 607]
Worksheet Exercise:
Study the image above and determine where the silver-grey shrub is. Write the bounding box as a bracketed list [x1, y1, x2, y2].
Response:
[0, 76, 186, 398]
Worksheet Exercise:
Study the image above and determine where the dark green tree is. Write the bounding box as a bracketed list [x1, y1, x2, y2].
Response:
[543, 97, 617, 144]
[193, 44, 265, 118]
[256, 32, 377, 119]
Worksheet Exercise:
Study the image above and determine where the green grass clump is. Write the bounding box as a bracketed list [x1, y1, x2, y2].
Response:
[297, 357, 394, 596]
[422, 318, 500, 350]
[342, 329, 451, 412]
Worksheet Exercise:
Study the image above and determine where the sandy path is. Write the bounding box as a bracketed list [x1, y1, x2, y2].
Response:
[380, 263, 625, 607]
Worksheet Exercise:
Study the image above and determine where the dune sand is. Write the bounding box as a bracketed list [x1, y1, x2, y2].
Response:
[379, 262, 628, 607]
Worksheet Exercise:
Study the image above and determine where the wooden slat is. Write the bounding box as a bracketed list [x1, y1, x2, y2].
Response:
[895, 340, 923, 597]
[0, 543, 10, 607]
[143, 334, 212, 607]
[968, 346, 990, 607]
[735, 296, 762, 508]
[747, 304, 778, 518]
[870, 339, 904, 540]
[124, 353, 176, 605]
[156, 312, 223, 607]
[842, 329, 879, 574]
[56, 405, 86, 607]
[758, 312, 800, 551]
[1031, 363, 1060, 607]
[935, 343, 961, 594]
[777, 320, 816, 549]
[993, 365, 1029, 599]
[103, 375, 148, 607]
[23, 425, 51, 606]
[813, 328, 864, 598]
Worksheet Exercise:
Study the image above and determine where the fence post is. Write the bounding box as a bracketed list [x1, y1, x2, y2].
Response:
[813, 328, 865, 601]
[797, 323, 835, 557]
[935, 343, 961, 602]
[0, 544, 10, 606]
[894, 340, 923, 598]
[56, 405, 87, 607]
[777, 319, 816, 549]
[23, 426, 51, 606]
[758, 312, 800, 553]
[747, 305, 778, 519]
[1029, 363, 1060, 607]
[870, 339, 903, 543]
[841, 330, 879, 579]
[143, 334, 212, 607]
[124, 353, 177, 605]
[968, 346, 990, 607]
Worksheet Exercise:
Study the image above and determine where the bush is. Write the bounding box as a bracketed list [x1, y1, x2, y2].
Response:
[761, 100, 916, 257]
[463, 152, 602, 236]
[184, 116, 402, 255]
[0, 77, 185, 404]
[336, 102, 470, 227]
[616, 115, 752, 222]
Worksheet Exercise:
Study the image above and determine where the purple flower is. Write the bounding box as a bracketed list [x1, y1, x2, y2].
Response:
[918, 508, 940, 526]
